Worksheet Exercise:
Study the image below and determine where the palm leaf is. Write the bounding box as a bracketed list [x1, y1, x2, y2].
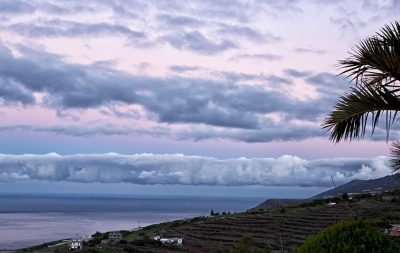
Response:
[390, 141, 400, 172]
[337, 22, 400, 86]
[323, 84, 400, 142]
[324, 22, 400, 173]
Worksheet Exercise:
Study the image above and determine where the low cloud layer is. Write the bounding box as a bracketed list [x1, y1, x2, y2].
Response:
[0, 153, 393, 187]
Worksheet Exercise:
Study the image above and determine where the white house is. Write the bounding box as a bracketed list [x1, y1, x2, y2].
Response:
[172, 238, 183, 246]
[151, 236, 160, 240]
[68, 239, 83, 250]
[155, 237, 182, 246]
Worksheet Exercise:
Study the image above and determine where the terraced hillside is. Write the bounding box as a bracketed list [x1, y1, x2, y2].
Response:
[115, 203, 353, 252]
[163, 204, 351, 252]
[252, 198, 312, 211]
[24, 194, 400, 253]
[118, 196, 400, 253]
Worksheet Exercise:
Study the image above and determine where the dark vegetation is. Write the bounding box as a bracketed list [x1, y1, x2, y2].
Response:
[298, 219, 399, 252]
[232, 234, 273, 253]
[18, 239, 70, 252]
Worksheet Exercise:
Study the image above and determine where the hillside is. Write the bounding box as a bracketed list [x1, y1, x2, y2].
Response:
[252, 198, 313, 211]
[251, 175, 400, 211]
[100, 195, 400, 252]
[312, 174, 400, 199]
[25, 191, 400, 253]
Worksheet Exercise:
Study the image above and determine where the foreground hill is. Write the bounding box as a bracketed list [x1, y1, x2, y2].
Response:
[102, 195, 400, 252]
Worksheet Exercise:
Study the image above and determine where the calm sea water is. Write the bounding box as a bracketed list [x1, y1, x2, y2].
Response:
[0, 193, 266, 249]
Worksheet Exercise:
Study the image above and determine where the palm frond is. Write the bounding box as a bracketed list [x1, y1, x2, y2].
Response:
[323, 84, 400, 142]
[377, 22, 400, 56]
[390, 140, 400, 172]
[337, 22, 400, 87]
[325, 22, 400, 173]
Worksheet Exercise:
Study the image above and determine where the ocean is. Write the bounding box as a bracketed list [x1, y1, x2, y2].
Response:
[0, 193, 266, 249]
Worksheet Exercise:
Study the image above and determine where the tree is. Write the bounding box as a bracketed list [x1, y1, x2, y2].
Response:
[232, 234, 256, 253]
[298, 219, 399, 252]
[341, 192, 349, 201]
[323, 22, 400, 171]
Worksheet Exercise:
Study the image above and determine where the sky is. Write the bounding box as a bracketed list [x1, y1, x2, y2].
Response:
[0, 0, 400, 198]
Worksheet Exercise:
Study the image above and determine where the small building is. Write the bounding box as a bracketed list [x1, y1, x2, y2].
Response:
[151, 236, 160, 240]
[386, 224, 400, 236]
[155, 237, 183, 246]
[327, 202, 336, 206]
[109, 231, 122, 240]
[68, 239, 82, 250]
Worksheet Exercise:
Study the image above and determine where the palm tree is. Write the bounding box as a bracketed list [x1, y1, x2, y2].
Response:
[323, 22, 400, 172]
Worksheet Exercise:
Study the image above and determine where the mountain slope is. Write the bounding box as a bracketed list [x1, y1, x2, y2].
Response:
[312, 174, 400, 199]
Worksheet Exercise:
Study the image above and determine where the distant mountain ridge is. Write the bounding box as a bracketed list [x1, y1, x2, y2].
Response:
[252, 174, 400, 211]
[312, 174, 400, 198]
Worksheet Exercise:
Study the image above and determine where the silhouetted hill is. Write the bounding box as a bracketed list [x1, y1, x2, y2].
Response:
[312, 174, 400, 198]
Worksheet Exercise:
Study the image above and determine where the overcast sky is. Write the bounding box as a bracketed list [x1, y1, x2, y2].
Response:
[0, 0, 399, 197]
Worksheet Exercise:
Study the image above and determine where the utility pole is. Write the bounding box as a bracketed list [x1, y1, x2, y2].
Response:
[331, 176, 336, 188]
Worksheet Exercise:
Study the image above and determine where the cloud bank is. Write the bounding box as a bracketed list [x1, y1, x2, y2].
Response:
[0, 153, 393, 187]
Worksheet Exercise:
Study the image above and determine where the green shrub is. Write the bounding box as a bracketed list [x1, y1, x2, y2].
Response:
[131, 240, 145, 246]
[130, 238, 161, 246]
[232, 234, 256, 253]
[298, 219, 399, 252]
[88, 238, 101, 245]
[122, 248, 155, 253]
[293, 234, 315, 240]
[119, 230, 131, 237]
[232, 234, 268, 253]
[89, 248, 125, 253]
